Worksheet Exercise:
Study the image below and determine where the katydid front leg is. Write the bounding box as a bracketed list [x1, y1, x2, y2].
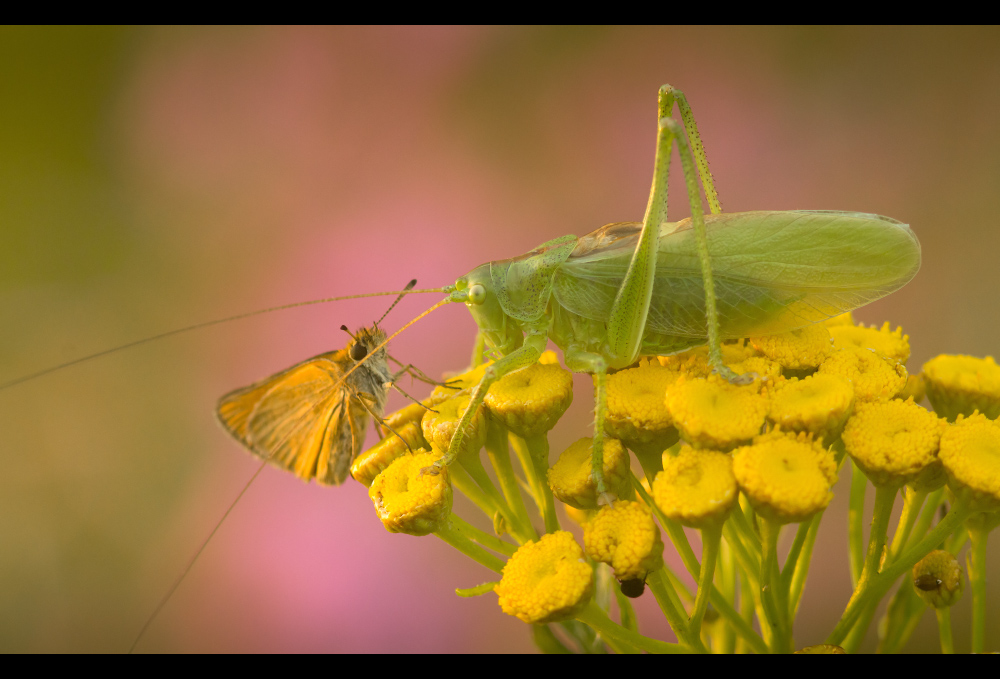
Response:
[428, 329, 548, 474]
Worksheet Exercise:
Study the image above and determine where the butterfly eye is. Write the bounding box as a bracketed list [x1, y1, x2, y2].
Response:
[350, 343, 368, 361]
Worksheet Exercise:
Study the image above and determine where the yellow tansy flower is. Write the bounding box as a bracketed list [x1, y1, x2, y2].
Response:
[938, 413, 1000, 510]
[583, 501, 664, 582]
[922, 355, 1000, 421]
[495, 531, 594, 624]
[484, 362, 573, 437]
[841, 399, 943, 488]
[369, 451, 452, 536]
[548, 437, 633, 509]
[768, 373, 855, 443]
[659, 342, 772, 379]
[829, 322, 910, 364]
[665, 376, 768, 450]
[432, 361, 491, 399]
[653, 446, 738, 528]
[351, 422, 427, 487]
[538, 350, 560, 365]
[912, 550, 964, 609]
[605, 359, 680, 450]
[750, 323, 834, 370]
[818, 346, 908, 402]
[421, 393, 487, 458]
[733, 430, 837, 524]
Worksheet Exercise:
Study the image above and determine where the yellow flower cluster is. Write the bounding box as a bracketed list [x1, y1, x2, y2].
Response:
[548, 437, 633, 509]
[938, 413, 1000, 510]
[922, 354, 1000, 421]
[665, 376, 769, 450]
[841, 399, 943, 487]
[369, 450, 452, 536]
[653, 446, 737, 528]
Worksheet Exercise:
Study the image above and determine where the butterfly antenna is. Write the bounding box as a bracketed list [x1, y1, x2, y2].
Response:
[375, 279, 417, 327]
[339, 325, 358, 341]
[1, 285, 447, 391]
[330, 297, 452, 394]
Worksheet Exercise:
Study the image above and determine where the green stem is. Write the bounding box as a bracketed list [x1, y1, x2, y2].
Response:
[787, 511, 823, 617]
[484, 418, 537, 542]
[632, 474, 768, 654]
[759, 519, 791, 653]
[936, 607, 954, 655]
[433, 516, 505, 573]
[848, 461, 868, 588]
[968, 525, 988, 654]
[876, 579, 926, 654]
[827, 495, 973, 645]
[904, 487, 944, 553]
[458, 447, 519, 535]
[524, 434, 560, 534]
[889, 488, 927, 562]
[576, 601, 690, 654]
[647, 570, 708, 653]
[446, 513, 516, 557]
[841, 600, 877, 654]
[727, 505, 762, 573]
[689, 523, 722, 633]
[716, 539, 738, 654]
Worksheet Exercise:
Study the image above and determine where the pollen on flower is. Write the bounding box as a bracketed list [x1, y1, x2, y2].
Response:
[605, 359, 680, 447]
[750, 324, 834, 370]
[484, 362, 573, 437]
[938, 412, 1000, 510]
[494, 531, 595, 624]
[665, 376, 768, 450]
[768, 373, 855, 442]
[818, 346, 908, 402]
[583, 500, 664, 582]
[352, 421, 427, 487]
[421, 393, 487, 457]
[653, 446, 737, 528]
[732, 430, 837, 524]
[922, 354, 1000, 421]
[829, 322, 910, 364]
[841, 399, 943, 487]
[369, 450, 452, 535]
[548, 437, 633, 509]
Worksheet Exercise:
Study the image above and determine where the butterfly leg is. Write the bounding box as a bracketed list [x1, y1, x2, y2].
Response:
[356, 391, 414, 454]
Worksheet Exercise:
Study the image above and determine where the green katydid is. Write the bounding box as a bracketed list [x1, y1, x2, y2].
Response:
[427, 84, 921, 500]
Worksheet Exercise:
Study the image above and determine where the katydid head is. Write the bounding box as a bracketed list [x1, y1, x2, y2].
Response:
[449, 264, 523, 357]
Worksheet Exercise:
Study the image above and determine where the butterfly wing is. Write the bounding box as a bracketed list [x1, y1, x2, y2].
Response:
[216, 350, 369, 486]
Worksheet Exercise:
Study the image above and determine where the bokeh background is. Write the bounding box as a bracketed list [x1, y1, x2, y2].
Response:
[1, 26, 998, 653]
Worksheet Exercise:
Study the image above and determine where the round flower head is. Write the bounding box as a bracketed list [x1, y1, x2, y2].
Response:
[732, 430, 837, 524]
[484, 362, 573, 437]
[659, 342, 772, 380]
[548, 437, 633, 509]
[583, 500, 664, 582]
[605, 359, 680, 450]
[665, 376, 768, 450]
[922, 354, 1000, 422]
[369, 450, 452, 536]
[841, 399, 943, 488]
[768, 373, 855, 443]
[818, 346, 908, 402]
[421, 393, 487, 458]
[351, 421, 428, 487]
[653, 446, 738, 528]
[912, 550, 964, 609]
[431, 362, 491, 400]
[750, 323, 833, 370]
[938, 413, 1000, 510]
[829, 322, 910, 364]
[495, 531, 594, 624]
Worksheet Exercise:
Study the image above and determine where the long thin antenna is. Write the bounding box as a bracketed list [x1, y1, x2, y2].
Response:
[129, 458, 270, 653]
[1, 286, 446, 391]
[376, 279, 417, 326]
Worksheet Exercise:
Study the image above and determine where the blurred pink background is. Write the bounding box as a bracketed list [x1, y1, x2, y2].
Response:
[1, 26, 998, 652]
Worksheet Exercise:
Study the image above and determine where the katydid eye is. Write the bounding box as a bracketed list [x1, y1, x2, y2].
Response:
[468, 284, 486, 305]
[350, 343, 368, 361]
